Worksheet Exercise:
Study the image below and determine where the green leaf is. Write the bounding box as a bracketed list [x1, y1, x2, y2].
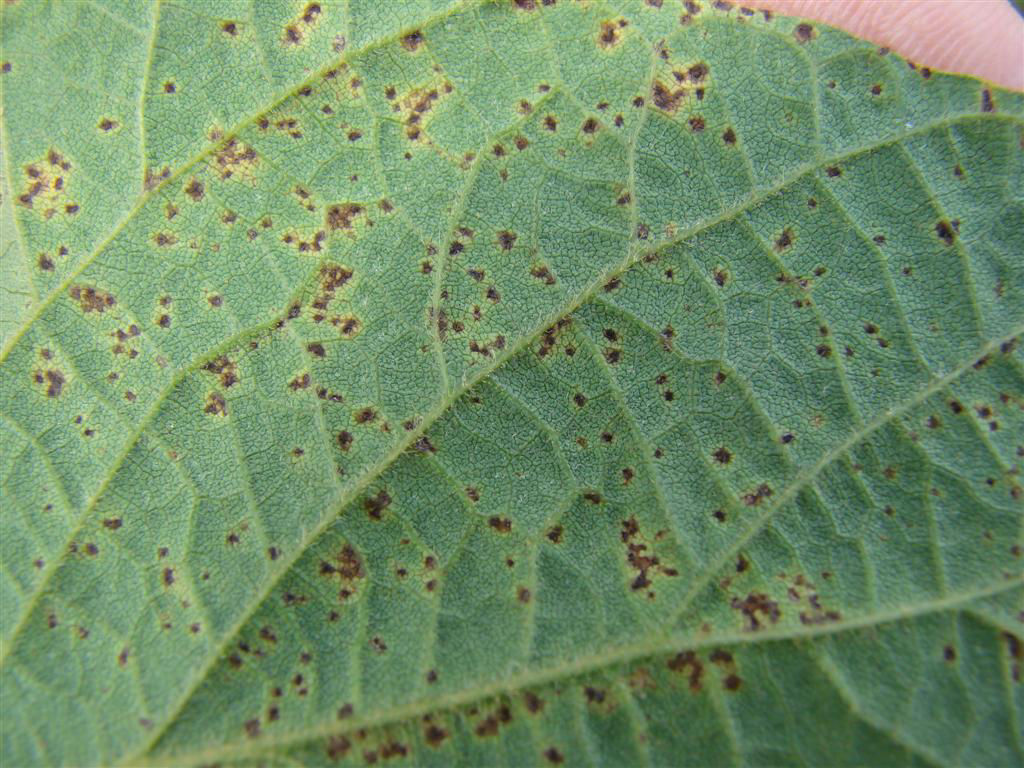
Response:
[1, 1, 1022, 765]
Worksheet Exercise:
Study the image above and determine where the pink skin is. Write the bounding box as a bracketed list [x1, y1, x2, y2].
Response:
[748, 0, 1024, 90]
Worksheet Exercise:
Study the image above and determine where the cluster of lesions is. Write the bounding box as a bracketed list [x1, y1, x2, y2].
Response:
[377, 62, 461, 165]
[281, 1, 326, 47]
[225, 531, 455, 743]
[433, 223, 549, 360]
[245, 66, 371, 164]
[665, 645, 747, 695]
[16, 149, 80, 220]
[645, 45, 745, 157]
[62, 282, 169, 406]
[306, 650, 750, 764]
[315, 687, 573, 764]
[30, 346, 66, 400]
[273, 184, 395, 256]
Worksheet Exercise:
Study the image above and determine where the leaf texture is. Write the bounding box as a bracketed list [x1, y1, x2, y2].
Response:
[0, 1, 1021, 766]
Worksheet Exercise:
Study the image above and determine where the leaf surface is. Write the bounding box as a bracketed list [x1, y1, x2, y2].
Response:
[1, 1, 1022, 766]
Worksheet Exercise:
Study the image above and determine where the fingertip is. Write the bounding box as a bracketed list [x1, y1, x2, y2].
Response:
[747, 0, 1024, 90]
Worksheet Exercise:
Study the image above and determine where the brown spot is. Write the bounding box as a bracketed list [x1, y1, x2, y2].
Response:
[826, 165, 841, 177]
[651, 81, 680, 112]
[935, 220, 956, 246]
[327, 735, 351, 760]
[598, 20, 621, 48]
[354, 407, 376, 424]
[517, 586, 531, 603]
[184, 178, 204, 201]
[722, 127, 736, 145]
[742, 483, 773, 506]
[981, 89, 995, 112]
[667, 650, 704, 691]
[425, 724, 448, 747]
[327, 203, 364, 231]
[69, 285, 115, 313]
[543, 747, 564, 764]
[205, 392, 226, 416]
[712, 447, 731, 464]
[775, 228, 793, 250]
[401, 30, 424, 51]
[489, 516, 512, 533]
[39, 369, 64, 398]
[584, 686, 606, 704]
[338, 316, 360, 337]
[688, 116, 705, 132]
[337, 430, 353, 451]
[221, 21, 238, 35]
[202, 356, 238, 388]
[333, 545, 364, 585]
[531, 264, 556, 285]
[731, 592, 780, 630]
[364, 490, 391, 520]
[794, 23, 814, 42]
[213, 138, 259, 180]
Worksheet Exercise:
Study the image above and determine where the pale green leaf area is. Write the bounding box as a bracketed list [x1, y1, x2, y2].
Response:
[0, 0, 1022, 765]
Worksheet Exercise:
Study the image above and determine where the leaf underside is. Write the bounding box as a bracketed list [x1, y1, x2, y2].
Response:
[1, 1, 1022, 766]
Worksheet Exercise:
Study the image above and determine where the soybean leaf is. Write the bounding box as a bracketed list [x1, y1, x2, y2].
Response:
[1, 1, 1022, 766]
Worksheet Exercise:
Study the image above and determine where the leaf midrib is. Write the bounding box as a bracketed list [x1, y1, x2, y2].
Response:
[142, 577, 1024, 767]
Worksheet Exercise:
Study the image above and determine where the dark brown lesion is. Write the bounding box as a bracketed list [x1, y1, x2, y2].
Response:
[69, 285, 115, 313]
[32, 368, 65, 397]
[204, 391, 227, 415]
[326, 203, 364, 231]
[731, 591, 780, 630]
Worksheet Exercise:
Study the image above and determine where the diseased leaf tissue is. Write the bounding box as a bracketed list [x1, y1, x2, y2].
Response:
[0, 1, 1021, 766]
